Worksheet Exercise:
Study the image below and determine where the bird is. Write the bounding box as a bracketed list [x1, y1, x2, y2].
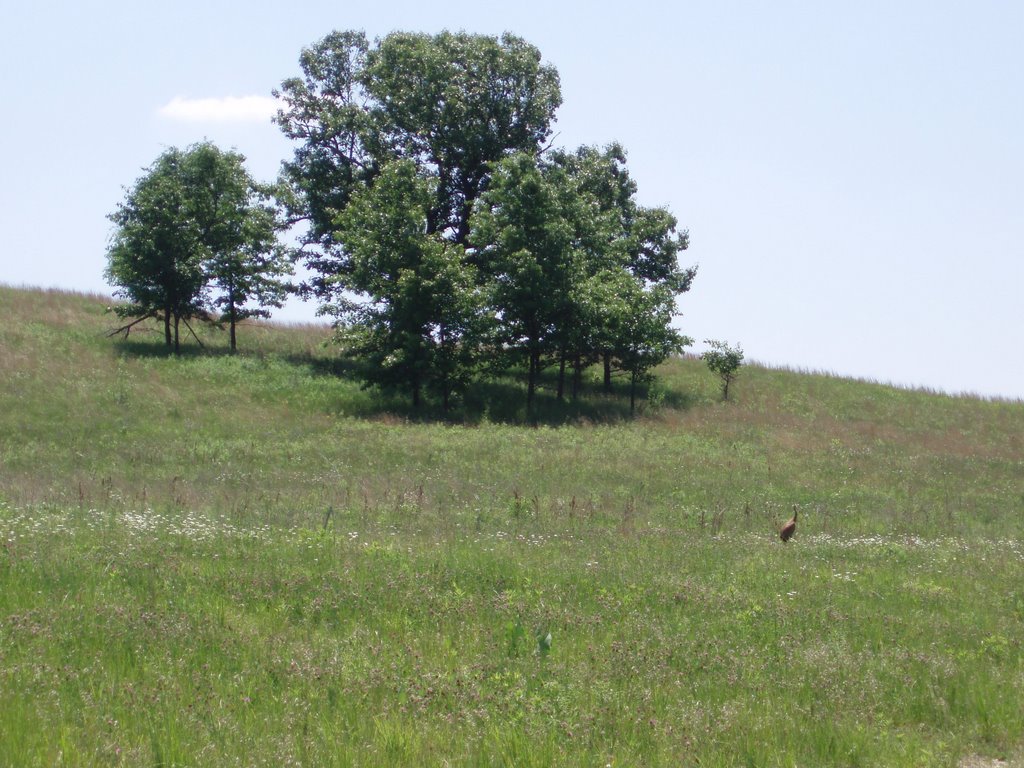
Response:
[780, 505, 798, 542]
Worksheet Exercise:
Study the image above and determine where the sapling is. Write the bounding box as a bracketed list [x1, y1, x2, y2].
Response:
[702, 339, 744, 401]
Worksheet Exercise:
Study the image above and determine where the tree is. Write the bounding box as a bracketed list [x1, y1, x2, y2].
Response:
[273, 30, 376, 261]
[614, 282, 691, 414]
[105, 148, 207, 353]
[702, 339, 744, 401]
[362, 31, 561, 245]
[333, 160, 485, 409]
[205, 218, 291, 353]
[469, 152, 579, 412]
[542, 145, 631, 400]
[274, 29, 561, 308]
[580, 269, 691, 413]
[418, 243, 489, 411]
[106, 143, 288, 353]
[182, 143, 292, 352]
[547, 143, 697, 396]
[276, 31, 698, 415]
[470, 147, 696, 414]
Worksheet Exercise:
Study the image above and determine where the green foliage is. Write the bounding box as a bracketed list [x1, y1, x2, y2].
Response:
[333, 160, 487, 408]
[470, 148, 696, 413]
[276, 32, 695, 414]
[105, 147, 208, 351]
[275, 30, 564, 410]
[505, 619, 528, 658]
[576, 268, 692, 413]
[702, 338, 745, 401]
[273, 30, 375, 252]
[362, 31, 562, 243]
[470, 152, 578, 409]
[105, 143, 290, 353]
[275, 29, 560, 266]
[185, 143, 291, 351]
[548, 144, 695, 404]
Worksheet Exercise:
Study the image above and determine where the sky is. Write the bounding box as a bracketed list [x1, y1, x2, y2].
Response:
[2, 0, 1022, 399]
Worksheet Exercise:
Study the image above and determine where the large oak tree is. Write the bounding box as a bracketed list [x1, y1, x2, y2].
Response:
[275, 30, 561, 406]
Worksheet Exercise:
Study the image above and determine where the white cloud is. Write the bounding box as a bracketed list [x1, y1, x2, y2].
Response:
[157, 95, 277, 123]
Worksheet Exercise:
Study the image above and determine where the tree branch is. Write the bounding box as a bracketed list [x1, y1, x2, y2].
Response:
[538, 131, 561, 156]
[106, 312, 158, 339]
[181, 317, 205, 347]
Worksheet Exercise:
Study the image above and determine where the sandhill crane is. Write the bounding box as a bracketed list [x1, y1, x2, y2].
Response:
[780, 505, 798, 542]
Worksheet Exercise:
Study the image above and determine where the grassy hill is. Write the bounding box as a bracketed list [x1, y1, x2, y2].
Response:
[1, 285, 1022, 766]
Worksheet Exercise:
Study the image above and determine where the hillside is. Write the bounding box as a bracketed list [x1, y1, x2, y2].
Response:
[2, 285, 1021, 538]
[1, 285, 1022, 766]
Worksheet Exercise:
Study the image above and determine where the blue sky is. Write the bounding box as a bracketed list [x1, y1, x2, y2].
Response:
[3, 1, 1021, 399]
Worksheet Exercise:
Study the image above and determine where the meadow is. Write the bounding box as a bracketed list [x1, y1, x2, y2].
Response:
[1, 285, 1022, 766]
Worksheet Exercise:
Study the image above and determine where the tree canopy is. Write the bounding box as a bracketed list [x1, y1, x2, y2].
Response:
[104, 30, 698, 414]
[274, 29, 697, 414]
[274, 30, 561, 270]
[702, 340, 745, 401]
[332, 159, 486, 408]
[106, 143, 290, 353]
[106, 147, 209, 352]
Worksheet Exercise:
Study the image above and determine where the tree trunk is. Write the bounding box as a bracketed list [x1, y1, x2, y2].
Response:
[603, 352, 613, 393]
[173, 313, 181, 355]
[527, 349, 538, 415]
[229, 302, 237, 353]
[225, 280, 239, 352]
[440, 325, 449, 412]
[164, 305, 172, 348]
[557, 349, 566, 401]
[630, 369, 637, 415]
[572, 355, 582, 401]
[454, 175, 482, 246]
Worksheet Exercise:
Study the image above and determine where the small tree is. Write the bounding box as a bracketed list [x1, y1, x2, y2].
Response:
[333, 160, 485, 409]
[702, 339, 744, 401]
[548, 144, 695, 395]
[183, 144, 292, 352]
[105, 148, 207, 353]
[106, 143, 287, 353]
[586, 270, 691, 414]
[469, 152, 578, 414]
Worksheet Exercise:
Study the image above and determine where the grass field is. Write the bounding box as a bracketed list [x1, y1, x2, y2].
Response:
[1, 285, 1022, 766]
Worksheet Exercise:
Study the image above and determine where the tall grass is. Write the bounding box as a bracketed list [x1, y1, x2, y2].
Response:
[1, 285, 1022, 766]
